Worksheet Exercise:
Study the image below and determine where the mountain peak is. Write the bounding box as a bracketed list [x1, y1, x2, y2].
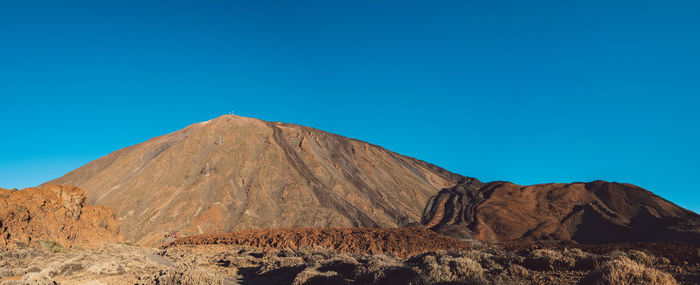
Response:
[49, 116, 463, 245]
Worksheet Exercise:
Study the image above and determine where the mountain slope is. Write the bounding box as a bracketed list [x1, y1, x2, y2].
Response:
[49, 115, 463, 245]
[422, 180, 700, 244]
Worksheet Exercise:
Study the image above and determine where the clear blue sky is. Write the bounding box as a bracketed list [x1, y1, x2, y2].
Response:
[1, 1, 698, 213]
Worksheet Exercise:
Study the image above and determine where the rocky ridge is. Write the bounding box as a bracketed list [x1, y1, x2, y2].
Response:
[422, 180, 700, 244]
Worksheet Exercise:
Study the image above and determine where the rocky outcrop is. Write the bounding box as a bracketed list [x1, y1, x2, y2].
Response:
[165, 227, 468, 257]
[48, 115, 463, 245]
[0, 185, 123, 249]
[420, 177, 485, 239]
[422, 180, 700, 244]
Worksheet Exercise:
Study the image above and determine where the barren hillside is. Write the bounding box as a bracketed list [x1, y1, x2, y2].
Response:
[49, 115, 464, 245]
[422, 179, 700, 244]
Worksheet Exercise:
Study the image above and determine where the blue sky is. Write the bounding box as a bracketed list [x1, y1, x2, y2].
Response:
[1, 1, 698, 213]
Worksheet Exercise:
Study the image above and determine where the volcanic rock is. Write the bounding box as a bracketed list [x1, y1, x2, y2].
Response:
[0, 185, 123, 249]
[422, 180, 700, 244]
[421, 177, 485, 239]
[165, 227, 469, 257]
[48, 115, 464, 245]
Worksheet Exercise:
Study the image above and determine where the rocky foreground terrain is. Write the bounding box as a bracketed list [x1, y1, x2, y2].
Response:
[0, 238, 698, 285]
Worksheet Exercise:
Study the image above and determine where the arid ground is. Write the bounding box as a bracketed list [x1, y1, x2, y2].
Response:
[1, 228, 698, 285]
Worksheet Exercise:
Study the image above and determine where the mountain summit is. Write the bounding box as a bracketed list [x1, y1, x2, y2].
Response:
[49, 115, 464, 244]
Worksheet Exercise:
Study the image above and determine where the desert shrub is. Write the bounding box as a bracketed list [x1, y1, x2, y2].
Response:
[624, 250, 656, 267]
[296, 246, 335, 265]
[449, 257, 486, 282]
[59, 262, 84, 276]
[296, 246, 334, 258]
[606, 250, 658, 267]
[17, 266, 41, 275]
[12, 241, 28, 249]
[459, 250, 502, 272]
[87, 261, 126, 276]
[143, 263, 222, 285]
[354, 254, 416, 284]
[37, 261, 63, 278]
[361, 266, 416, 285]
[21, 271, 56, 285]
[506, 264, 530, 279]
[491, 250, 525, 269]
[318, 254, 360, 278]
[0, 268, 15, 278]
[565, 248, 587, 259]
[211, 251, 256, 268]
[409, 253, 487, 285]
[293, 268, 346, 285]
[231, 245, 263, 258]
[211, 251, 235, 267]
[38, 240, 66, 254]
[523, 249, 576, 271]
[277, 248, 297, 257]
[579, 256, 677, 285]
[256, 256, 306, 275]
[563, 248, 598, 270]
[21, 266, 41, 276]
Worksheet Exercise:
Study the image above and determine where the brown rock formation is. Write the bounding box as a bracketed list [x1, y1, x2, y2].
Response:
[422, 180, 700, 244]
[48, 115, 463, 245]
[0, 185, 123, 249]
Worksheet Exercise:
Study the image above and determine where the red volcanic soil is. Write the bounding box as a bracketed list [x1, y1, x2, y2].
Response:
[165, 227, 468, 257]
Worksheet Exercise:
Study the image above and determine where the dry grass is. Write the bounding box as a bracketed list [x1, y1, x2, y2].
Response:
[0, 242, 693, 285]
[580, 256, 677, 285]
[524, 249, 577, 271]
[140, 262, 223, 285]
[352, 253, 415, 284]
[608, 250, 657, 267]
[292, 268, 345, 285]
[408, 252, 487, 285]
[507, 264, 530, 279]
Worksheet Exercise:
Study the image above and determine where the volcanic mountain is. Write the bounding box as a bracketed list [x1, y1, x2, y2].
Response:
[422, 179, 700, 244]
[48, 115, 463, 245]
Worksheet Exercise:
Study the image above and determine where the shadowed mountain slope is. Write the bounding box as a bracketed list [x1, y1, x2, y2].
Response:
[48, 115, 464, 245]
[422, 180, 700, 244]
